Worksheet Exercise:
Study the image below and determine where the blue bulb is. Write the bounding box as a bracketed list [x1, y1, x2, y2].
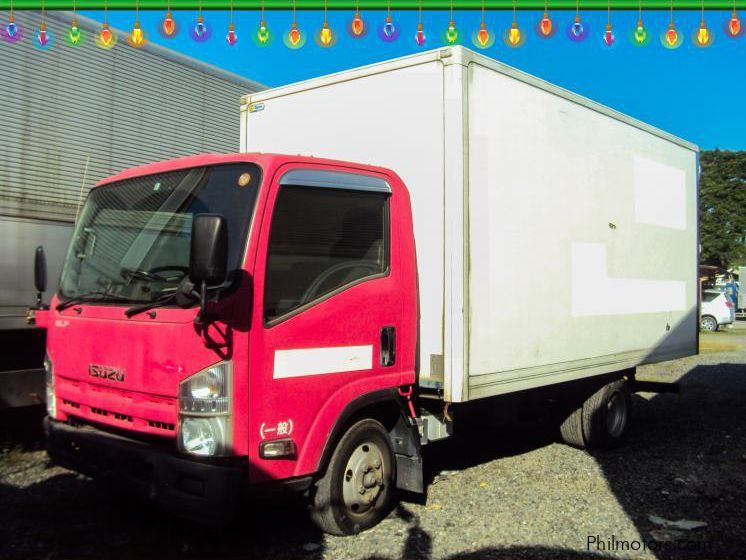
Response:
[384, 21, 395, 37]
[6, 21, 17, 37]
[572, 21, 583, 37]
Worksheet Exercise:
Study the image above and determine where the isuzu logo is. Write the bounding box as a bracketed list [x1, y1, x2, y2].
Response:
[88, 364, 125, 382]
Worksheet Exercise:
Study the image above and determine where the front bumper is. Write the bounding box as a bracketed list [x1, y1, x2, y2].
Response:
[44, 418, 245, 524]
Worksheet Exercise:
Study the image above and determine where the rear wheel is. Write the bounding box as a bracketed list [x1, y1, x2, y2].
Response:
[309, 419, 395, 535]
[560, 378, 631, 450]
[700, 315, 718, 332]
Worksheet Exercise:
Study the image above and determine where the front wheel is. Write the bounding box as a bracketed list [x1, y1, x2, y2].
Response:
[309, 419, 396, 535]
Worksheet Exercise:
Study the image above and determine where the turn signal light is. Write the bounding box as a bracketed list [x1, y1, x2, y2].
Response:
[260, 438, 297, 459]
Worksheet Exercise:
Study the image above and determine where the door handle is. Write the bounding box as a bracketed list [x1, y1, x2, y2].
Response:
[380, 326, 396, 367]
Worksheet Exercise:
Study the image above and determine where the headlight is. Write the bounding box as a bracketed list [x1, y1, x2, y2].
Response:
[180, 417, 229, 456]
[45, 353, 56, 418]
[178, 361, 232, 456]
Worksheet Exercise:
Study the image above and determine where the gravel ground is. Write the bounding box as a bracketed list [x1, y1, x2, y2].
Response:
[2, 324, 745, 560]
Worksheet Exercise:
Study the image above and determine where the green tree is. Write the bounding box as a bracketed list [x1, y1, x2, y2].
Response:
[699, 150, 746, 270]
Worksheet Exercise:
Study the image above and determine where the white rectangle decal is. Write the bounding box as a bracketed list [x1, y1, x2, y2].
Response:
[572, 243, 686, 316]
[273, 345, 374, 379]
[633, 155, 687, 231]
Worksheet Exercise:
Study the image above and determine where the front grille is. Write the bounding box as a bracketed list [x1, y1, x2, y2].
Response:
[148, 420, 175, 431]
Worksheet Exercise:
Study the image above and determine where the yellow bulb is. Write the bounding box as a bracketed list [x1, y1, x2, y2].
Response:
[508, 22, 521, 45]
[320, 22, 332, 45]
[131, 21, 143, 46]
[696, 22, 709, 45]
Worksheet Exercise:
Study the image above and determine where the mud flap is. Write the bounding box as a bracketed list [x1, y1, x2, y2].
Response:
[395, 454, 424, 493]
[389, 414, 424, 493]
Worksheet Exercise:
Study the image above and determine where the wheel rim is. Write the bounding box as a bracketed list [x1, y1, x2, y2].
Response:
[702, 317, 716, 331]
[341, 441, 385, 516]
[605, 391, 628, 439]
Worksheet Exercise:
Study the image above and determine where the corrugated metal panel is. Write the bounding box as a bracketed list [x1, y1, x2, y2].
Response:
[0, 11, 263, 223]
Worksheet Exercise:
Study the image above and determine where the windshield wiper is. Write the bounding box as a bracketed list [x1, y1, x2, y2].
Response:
[124, 290, 179, 318]
[56, 291, 131, 312]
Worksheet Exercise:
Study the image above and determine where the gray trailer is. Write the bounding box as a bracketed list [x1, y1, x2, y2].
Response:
[0, 11, 263, 408]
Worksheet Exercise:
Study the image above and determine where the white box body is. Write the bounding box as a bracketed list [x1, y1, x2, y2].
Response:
[241, 46, 698, 403]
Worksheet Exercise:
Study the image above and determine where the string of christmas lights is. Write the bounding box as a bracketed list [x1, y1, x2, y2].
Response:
[4, 4, 744, 51]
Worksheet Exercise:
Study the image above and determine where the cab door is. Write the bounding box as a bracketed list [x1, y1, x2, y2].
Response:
[248, 164, 405, 482]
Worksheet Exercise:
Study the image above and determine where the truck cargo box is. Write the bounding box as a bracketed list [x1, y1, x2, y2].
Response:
[240, 46, 698, 403]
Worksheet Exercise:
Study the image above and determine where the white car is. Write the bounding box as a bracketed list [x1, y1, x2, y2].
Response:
[700, 289, 735, 331]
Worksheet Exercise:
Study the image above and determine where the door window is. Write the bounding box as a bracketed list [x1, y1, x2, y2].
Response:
[264, 186, 389, 323]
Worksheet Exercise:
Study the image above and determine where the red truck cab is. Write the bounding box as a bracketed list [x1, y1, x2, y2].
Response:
[43, 153, 421, 534]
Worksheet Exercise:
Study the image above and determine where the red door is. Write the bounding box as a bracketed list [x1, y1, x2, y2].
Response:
[247, 162, 410, 483]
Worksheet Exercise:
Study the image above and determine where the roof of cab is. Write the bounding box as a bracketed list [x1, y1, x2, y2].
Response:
[95, 153, 397, 188]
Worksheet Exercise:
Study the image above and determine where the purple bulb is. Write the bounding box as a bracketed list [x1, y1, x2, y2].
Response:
[384, 21, 395, 37]
[572, 21, 584, 37]
[195, 21, 206, 37]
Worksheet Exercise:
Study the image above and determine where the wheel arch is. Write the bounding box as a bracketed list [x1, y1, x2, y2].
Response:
[314, 388, 405, 476]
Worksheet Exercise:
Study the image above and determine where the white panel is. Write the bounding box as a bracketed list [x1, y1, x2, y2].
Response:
[273, 346, 373, 379]
[633, 155, 687, 230]
[571, 243, 686, 316]
[466, 62, 698, 387]
[242, 62, 446, 380]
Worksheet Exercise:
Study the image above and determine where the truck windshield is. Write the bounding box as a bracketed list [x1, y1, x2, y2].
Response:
[58, 163, 261, 305]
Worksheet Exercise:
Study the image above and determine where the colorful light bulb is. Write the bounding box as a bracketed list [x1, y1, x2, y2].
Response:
[162, 11, 176, 36]
[446, 20, 458, 44]
[194, 15, 207, 38]
[508, 21, 521, 45]
[257, 20, 269, 43]
[69, 19, 81, 43]
[319, 21, 332, 45]
[226, 22, 237, 45]
[603, 22, 615, 45]
[414, 22, 425, 46]
[288, 22, 301, 46]
[728, 12, 741, 35]
[571, 15, 584, 37]
[37, 23, 48, 47]
[351, 11, 364, 36]
[130, 20, 144, 46]
[634, 19, 647, 44]
[100, 22, 113, 46]
[476, 21, 489, 46]
[383, 15, 395, 38]
[540, 12, 552, 36]
[665, 22, 678, 46]
[696, 20, 709, 45]
[6, 15, 17, 38]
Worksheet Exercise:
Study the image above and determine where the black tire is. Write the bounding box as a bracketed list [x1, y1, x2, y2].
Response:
[700, 315, 718, 332]
[560, 379, 631, 450]
[309, 419, 396, 535]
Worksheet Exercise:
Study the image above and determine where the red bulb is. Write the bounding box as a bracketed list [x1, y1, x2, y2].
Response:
[477, 23, 489, 46]
[351, 12, 364, 36]
[665, 24, 678, 46]
[415, 22, 426, 46]
[540, 12, 552, 36]
[163, 12, 175, 36]
[289, 23, 301, 46]
[729, 13, 741, 36]
[100, 23, 113, 46]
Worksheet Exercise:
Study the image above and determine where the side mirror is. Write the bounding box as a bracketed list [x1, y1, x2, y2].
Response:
[190, 214, 229, 287]
[34, 246, 47, 306]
